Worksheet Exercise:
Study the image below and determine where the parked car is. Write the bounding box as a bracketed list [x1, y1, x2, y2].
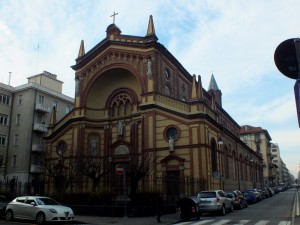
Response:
[260, 188, 270, 199]
[197, 190, 233, 215]
[243, 190, 257, 204]
[5, 196, 74, 225]
[245, 189, 262, 201]
[226, 190, 248, 209]
[266, 187, 275, 196]
[177, 196, 201, 221]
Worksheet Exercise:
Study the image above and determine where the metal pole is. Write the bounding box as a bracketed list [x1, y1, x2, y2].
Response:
[124, 169, 127, 217]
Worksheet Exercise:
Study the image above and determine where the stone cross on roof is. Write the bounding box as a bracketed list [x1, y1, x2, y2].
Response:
[110, 11, 118, 24]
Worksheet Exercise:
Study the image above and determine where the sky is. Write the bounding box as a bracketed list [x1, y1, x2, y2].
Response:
[1, 0, 300, 178]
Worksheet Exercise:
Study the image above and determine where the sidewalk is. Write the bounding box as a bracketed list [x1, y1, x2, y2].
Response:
[75, 213, 179, 225]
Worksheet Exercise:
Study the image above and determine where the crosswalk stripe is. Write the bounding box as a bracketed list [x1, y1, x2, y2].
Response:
[232, 220, 250, 224]
[253, 221, 269, 225]
[278, 222, 291, 225]
[210, 219, 231, 225]
[194, 220, 214, 224]
[178, 219, 292, 225]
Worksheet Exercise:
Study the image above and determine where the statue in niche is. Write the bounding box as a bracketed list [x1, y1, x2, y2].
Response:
[147, 58, 152, 79]
[169, 136, 174, 151]
[117, 120, 124, 135]
[90, 136, 98, 155]
[75, 77, 80, 96]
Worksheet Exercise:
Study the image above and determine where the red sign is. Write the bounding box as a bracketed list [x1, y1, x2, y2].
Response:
[116, 164, 124, 175]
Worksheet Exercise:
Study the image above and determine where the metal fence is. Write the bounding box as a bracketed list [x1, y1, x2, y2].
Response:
[0, 175, 207, 205]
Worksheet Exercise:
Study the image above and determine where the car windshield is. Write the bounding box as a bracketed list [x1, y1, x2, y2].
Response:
[36, 198, 60, 205]
[199, 192, 216, 198]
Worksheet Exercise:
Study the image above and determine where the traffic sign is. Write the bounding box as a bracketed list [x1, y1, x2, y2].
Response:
[274, 38, 300, 79]
[295, 76, 300, 127]
[116, 164, 124, 175]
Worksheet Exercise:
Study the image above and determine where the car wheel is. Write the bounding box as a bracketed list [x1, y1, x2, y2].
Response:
[220, 205, 226, 216]
[238, 202, 243, 210]
[36, 212, 46, 225]
[5, 209, 14, 221]
[230, 204, 234, 212]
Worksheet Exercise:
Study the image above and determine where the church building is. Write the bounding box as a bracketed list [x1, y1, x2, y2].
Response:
[45, 15, 263, 199]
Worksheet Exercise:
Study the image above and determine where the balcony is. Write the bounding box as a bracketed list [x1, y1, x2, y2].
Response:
[30, 165, 43, 173]
[35, 103, 51, 113]
[32, 144, 46, 152]
[33, 123, 48, 133]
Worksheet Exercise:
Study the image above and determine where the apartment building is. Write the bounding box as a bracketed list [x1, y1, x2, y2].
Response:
[240, 125, 275, 187]
[0, 71, 73, 193]
[270, 143, 281, 186]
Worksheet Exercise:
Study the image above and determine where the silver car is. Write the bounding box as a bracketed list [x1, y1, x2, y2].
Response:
[197, 190, 233, 215]
[5, 196, 74, 225]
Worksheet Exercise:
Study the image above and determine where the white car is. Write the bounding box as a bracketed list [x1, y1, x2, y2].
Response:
[5, 196, 74, 224]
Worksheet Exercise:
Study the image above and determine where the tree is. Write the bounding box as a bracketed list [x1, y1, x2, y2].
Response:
[126, 151, 157, 196]
[80, 156, 109, 193]
[41, 150, 81, 194]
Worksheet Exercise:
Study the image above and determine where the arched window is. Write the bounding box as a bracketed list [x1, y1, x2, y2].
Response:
[111, 93, 132, 117]
[239, 155, 243, 180]
[224, 147, 229, 178]
[211, 139, 218, 174]
[56, 141, 66, 161]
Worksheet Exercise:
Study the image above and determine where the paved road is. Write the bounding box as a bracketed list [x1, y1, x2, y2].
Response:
[1, 189, 299, 225]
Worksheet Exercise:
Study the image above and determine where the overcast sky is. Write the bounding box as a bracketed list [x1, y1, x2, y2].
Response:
[1, 0, 300, 178]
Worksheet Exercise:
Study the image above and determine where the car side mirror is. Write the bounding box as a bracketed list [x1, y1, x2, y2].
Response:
[30, 202, 36, 206]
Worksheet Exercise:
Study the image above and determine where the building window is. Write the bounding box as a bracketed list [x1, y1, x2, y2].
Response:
[271, 149, 277, 152]
[38, 95, 44, 104]
[211, 140, 218, 174]
[0, 155, 4, 166]
[18, 95, 22, 105]
[0, 135, 6, 146]
[56, 142, 66, 161]
[53, 101, 58, 110]
[0, 114, 8, 126]
[66, 105, 71, 114]
[16, 114, 21, 125]
[165, 69, 170, 79]
[14, 134, 19, 146]
[165, 127, 179, 140]
[0, 93, 10, 105]
[11, 155, 16, 167]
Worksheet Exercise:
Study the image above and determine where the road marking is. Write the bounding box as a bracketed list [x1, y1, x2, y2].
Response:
[278, 221, 291, 225]
[254, 221, 269, 225]
[194, 219, 214, 224]
[176, 219, 291, 225]
[210, 219, 230, 225]
[297, 191, 300, 216]
[232, 220, 250, 224]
